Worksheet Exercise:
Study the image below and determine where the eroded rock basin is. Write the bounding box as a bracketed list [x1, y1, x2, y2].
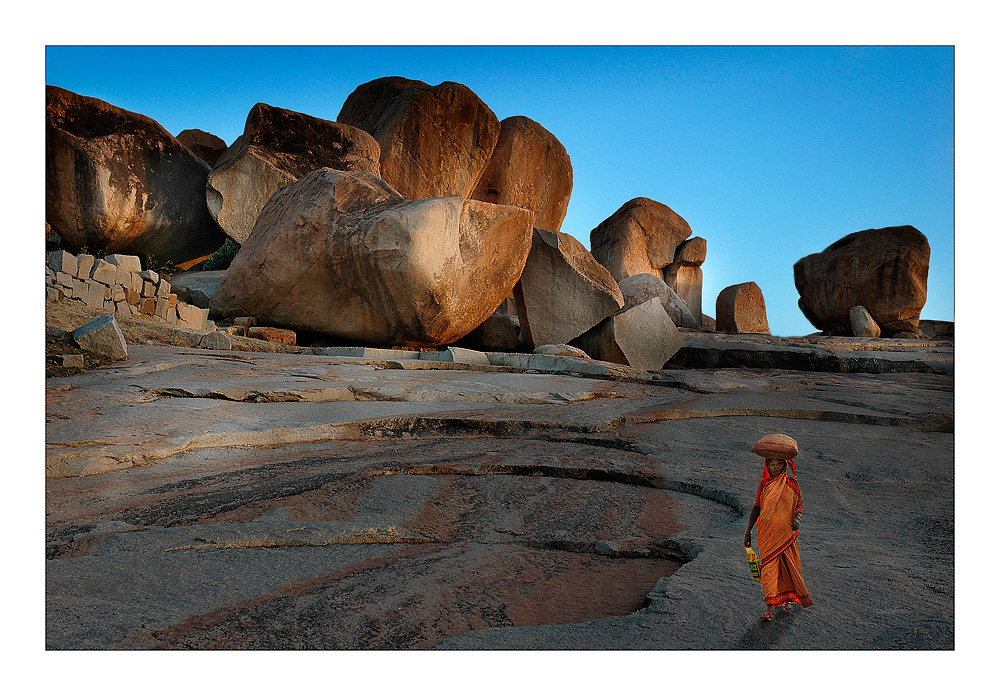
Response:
[46, 439, 695, 649]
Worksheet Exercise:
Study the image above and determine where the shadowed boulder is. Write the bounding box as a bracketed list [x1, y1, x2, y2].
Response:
[794, 226, 931, 335]
[570, 298, 682, 371]
[513, 228, 624, 350]
[46, 86, 226, 266]
[176, 129, 227, 167]
[337, 76, 500, 201]
[471, 116, 573, 231]
[210, 169, 533, 347]
[207, 102, 381, 244]
[619, 272, 700, 330]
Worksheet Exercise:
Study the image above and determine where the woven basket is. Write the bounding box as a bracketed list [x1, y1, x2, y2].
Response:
[751, 433, 798, 459]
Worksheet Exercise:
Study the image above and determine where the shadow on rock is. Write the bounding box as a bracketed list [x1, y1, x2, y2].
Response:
[734, 609, 798, 649]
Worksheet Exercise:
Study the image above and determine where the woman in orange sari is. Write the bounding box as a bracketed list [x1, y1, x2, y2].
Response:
[743, 444, 813, 620]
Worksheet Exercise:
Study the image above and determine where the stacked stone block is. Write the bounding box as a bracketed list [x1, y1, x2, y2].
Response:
[46, 251, 211, 331]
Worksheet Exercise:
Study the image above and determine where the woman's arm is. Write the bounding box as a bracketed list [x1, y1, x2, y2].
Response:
[744, 505, 760, 547]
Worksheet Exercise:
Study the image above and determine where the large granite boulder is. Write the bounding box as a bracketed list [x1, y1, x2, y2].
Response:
[618, 272, 700, 330]
[46, 86, 226, 267]
[207, 102, 381, 245]
[513, 228, 623, 349]
[176, 129, 227, 166]
[210, 169, 533, 347]
[715, 282, 770, 335]
[337, 76, 501, 201]
[570, 298, 682, 371]
[793, 226, 931, 335]
[471, 116, 573, 231]
[590, 197, 692, 283]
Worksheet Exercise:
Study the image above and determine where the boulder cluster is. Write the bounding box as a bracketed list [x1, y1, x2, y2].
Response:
[46, 76, 938, 365]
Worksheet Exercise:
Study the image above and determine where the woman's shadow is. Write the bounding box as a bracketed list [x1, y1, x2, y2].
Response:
[734, 607, 799, 649]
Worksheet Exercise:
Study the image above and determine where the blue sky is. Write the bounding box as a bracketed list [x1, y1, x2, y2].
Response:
[45, 45, 954, 337]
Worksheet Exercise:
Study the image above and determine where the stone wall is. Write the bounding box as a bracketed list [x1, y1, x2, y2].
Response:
[45, 250, 211, 331]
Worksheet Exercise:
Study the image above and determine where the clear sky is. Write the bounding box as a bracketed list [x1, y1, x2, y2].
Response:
[45, 45, 954, 337]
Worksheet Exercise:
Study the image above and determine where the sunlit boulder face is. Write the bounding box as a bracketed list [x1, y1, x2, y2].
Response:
[570, 298, 683, 371]
[206, 102, 381, 244]
[210, 169, 534, 347]
[471, 116, 573, 232]
[45, 85, 226, 266]
[589, 197, 693, 283]
[793, 226, 930, 335]
[337, 76, 501, 201]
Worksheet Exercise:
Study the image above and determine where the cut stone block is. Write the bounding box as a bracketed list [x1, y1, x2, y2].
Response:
[72, 279, 88, 299]
[129, 272, 144, 294]
[156, 279, 171, 298]
[111, 285, 126, 302]
[142, 280, 156, 297]
[138, 270, 159, 285]
[140, 297, 156, 315]
[124, 289, 141, 305]
[48, 250, 78, 276]
[176, 302, 210, 331]
[75, 254, 95, 279]
[155, 296, 170, 318]
[71, 314, 127, 361]
[105, 254, 142, 274]
[247, 326, 296, 345]
[56, 271, 73, 288]
[90, 259, 118, 286]
[114, 301, 131, 321]
[103, 284, 112, 301]
[419, 347, 490, 365]
[167, 306, 178, 323]
[85, 282, 106, 309]
[570, 297, 682, 371]
[167, 293, 178, 308]
[311, 346, 421, 360]
[46, 287, 64, 302]
[60, 354, 85, 369]
[128, 303, 139, 317]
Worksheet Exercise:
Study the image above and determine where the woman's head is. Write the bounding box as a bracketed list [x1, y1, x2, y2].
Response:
[765, 458, 788, 477]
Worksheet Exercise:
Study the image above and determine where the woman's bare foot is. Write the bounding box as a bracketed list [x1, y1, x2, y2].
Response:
[760, 610, 773, 621]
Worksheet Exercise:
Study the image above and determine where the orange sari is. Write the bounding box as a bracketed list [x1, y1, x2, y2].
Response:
[754, 464, 813, 608]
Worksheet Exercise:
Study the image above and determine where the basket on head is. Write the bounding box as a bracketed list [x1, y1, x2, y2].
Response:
[751, 433, 798, 459]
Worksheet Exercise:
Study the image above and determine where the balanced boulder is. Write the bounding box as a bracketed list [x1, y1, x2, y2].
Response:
[662, 236, 707, 325]
[46, 86, 226, 266]
[570, 298, 682, 371]
[471, 116, 573, 231]
[513, 228, 624, 349]
[590, 197, 693, 284]
[716, 282, 770, 334]
[794, 225, 931, 335]
[337, 76, 500, 200]
[207, 102, 381, 245]
[618, 272, 699, 329]
[210, 169, 534, 347]
[176, 129, 227, 166]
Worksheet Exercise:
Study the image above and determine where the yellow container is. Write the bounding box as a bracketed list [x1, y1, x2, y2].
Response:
[745, 546, 762, 583]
